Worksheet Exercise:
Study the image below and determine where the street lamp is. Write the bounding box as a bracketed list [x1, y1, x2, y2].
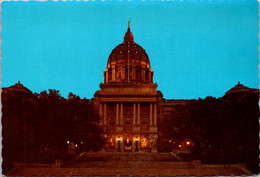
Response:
[117, 137, 121, 152]
[186, 141, 190, 153]
[135, 137, 139, 151]
[66, 140, 71, 151]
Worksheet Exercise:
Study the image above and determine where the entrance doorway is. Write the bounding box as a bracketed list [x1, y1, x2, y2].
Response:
[124, 137, 132, 151]
[108, 138, 115, 150]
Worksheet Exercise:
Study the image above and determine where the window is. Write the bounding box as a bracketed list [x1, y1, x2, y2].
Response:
[136, 67, 141, 80]
[141, 138, 148, 148]
[108, 138, 115, 148]
[109, 122, 116, 131]
[125, 122, 132, 131]
[141, 122, 148, 131]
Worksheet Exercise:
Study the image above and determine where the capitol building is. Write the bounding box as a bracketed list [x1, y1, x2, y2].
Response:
[93, 23, 189, 152]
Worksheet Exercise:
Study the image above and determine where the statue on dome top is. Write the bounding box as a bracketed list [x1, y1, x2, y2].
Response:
[128, 18, 131, 29]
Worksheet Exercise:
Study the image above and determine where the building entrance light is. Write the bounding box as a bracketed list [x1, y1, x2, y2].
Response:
[135, 137, 139, 151]
[186, 141, 190, 153]
[117, 136, 121, 152]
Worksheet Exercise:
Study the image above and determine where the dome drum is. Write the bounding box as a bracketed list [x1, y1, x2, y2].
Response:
[104, 67, 154, 84]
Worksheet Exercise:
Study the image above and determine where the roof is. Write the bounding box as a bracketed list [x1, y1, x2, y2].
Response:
[106, 27, 151, 70]
[7, 81, 33, 94]
[225, 81, 251, 96]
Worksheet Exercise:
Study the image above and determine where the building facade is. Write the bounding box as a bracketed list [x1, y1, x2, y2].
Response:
[93, 24, 163, 152]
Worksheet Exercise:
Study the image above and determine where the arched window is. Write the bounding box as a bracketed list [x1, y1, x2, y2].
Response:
[141, 138, 148, 148]
[108, 138, 115, 148]
[136, 67, 141, 80]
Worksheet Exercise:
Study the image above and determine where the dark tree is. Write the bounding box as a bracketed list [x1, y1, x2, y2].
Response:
[2, 89, 104, 175]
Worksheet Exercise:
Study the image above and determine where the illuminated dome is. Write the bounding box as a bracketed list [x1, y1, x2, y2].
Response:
[104, 23, 153, 84]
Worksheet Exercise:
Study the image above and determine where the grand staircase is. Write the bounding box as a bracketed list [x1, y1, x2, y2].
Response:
[8, 152, 250, 176]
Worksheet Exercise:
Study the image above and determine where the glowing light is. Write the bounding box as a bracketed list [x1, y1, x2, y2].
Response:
[67, 141, 70, 144]
[81, 142, 83, 144]
[179, 145, 181, 148]
[141, 138, 148, 148]
[117, 136, 121, 142]
[186, 141, 190, 145]
[169, 140, 172, 143]
[75, 144, 78, 147]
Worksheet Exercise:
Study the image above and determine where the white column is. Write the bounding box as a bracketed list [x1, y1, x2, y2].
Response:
[104, 102, 107, 125]
[137, 103, 140, 125]
[106, 72, 108, 83]
[143, 69, 146, 81]
[99, 103, 103, 125]
[132, 67, 136, 80]
[116, 102, 119, 125]
[112, 68, 115, 81]
[133, 103, 136, 125]
[120, 102, 123, 125]
[122, 68, 125, 80]
[150, 103, 153, 126]
[154, 103, 157, 126]
[141, 69, 144, 81]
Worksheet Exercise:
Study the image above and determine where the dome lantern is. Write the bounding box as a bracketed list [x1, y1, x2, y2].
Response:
[124, 18, 134, 43]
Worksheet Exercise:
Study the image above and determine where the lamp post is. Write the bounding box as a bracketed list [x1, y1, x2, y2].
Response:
[186, 141, 190, 153]
[134, 137, 139, 152]
[66, 140, 70, 151]
[117, 137, 121, 152]
[118, 140, 121, 151]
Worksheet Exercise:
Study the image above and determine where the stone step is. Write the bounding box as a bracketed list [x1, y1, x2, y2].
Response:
[63, 161, 195, 169]
[9, 167, 248, 176]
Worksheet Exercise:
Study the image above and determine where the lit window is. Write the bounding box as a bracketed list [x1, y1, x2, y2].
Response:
[108, 138, 115, 148]
[141, 138, 148, 148]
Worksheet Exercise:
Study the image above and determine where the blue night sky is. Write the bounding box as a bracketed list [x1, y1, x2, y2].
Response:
[2, 0, 259, 99]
